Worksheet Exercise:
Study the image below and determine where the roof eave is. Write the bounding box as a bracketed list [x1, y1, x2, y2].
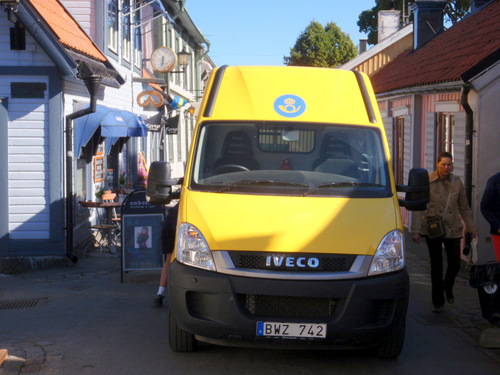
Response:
[375, 80, 465, 99]
[161, 1, 209, 46]
[16, 2, 124, 87]
[341, 24, 413, 70]
[461, 48, 500, 82]
[16, 2, 76, 76]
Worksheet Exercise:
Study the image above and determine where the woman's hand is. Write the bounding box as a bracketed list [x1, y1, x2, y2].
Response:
[412, 233, 421, 244]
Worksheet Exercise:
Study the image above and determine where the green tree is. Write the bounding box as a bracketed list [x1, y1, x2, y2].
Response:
[284, 21, 357, 67]
[358, 0, 471, 45]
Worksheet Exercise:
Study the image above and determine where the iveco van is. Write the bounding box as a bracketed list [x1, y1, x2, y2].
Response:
[147, 66, 429, 358]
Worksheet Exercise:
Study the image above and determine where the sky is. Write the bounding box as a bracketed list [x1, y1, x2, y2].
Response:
[185, 0, 376, 67]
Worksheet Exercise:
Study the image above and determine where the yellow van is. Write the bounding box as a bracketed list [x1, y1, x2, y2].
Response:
[147, 66, 429, 358]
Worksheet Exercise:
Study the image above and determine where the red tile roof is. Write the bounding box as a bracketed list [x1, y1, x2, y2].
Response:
[371, 0, 500, 94]
[28, 0, 106, 62]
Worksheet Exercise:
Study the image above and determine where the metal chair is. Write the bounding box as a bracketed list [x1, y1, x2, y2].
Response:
[79, 200, 118, 253]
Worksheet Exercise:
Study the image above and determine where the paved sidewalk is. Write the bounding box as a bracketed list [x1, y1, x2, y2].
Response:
[0, 250, 124, 375]
[404, 230, 500, 358]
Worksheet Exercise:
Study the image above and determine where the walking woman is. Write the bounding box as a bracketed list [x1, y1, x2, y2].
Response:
[411, 152, 477, 313]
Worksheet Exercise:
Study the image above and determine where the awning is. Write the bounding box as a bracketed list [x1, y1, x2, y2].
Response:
[74, 105, 148, 159]
[120, 110, 148, 137]
[105, 110, 148, 154]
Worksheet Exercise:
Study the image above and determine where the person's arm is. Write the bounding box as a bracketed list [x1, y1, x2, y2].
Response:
[411, 211, 424, 244]
[456, 180, 477, 236]
[481, 176, 500, 234]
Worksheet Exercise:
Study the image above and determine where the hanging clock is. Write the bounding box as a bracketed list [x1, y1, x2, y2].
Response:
[150, 47, 177, 73]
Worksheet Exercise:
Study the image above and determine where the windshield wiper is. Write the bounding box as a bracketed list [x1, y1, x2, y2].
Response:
[301, 182, 385, 196]
[217, 180, 308, 193]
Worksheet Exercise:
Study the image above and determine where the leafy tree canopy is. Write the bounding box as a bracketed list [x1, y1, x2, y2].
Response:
[357, 0, 471, 45]
[284, 21, 357, 67]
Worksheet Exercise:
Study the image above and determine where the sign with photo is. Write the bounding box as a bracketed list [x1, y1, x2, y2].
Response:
[121, 190, 165, 279]
[122, 213, 164, 271]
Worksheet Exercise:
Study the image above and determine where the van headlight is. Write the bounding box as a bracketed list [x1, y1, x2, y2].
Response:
[368, 230, 404, 276]
[177, 223, 216, 271]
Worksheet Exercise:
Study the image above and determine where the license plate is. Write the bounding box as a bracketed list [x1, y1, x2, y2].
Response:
[256, 321, 326, 338]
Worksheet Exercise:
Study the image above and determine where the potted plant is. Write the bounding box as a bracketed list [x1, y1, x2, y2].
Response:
[95, 188, 104, 200]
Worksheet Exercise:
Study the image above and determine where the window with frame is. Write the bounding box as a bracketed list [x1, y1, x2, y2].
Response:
[437, 113, 455, 156]
[75, 158, 88, 206]
[122, 0, 131, 61]
[107, 0, 118, 53]
[395, 116, 405, 185]
[134, 0, 142, 68]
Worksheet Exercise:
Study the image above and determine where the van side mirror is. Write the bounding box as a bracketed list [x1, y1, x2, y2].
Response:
[146, 161, 178, 204]
[396, 168, 429, 211]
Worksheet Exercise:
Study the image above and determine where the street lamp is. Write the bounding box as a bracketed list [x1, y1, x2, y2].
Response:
[0, 0, 20, 19]
[171, 48, 191, 73]
[0, 0, 20, 9]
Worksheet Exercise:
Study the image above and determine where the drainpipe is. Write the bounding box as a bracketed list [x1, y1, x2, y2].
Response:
[461, 83, 473, 205]
[171, 0, 185, 20]
[65, 74, 102, 262]
[199, 42, 211, 61]
[461, 83, 474, 250]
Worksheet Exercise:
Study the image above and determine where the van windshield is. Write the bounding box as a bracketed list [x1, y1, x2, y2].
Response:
[190, 122, 392, 198]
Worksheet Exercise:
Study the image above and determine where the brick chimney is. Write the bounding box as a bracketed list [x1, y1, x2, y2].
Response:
[378, 9, 401, 42]
[359, 39, 368, 54]
[410, 0, 447, 49]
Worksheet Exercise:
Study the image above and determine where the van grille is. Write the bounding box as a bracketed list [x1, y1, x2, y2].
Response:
[238, 294, 337, 320]
[229, 252, 356, 272]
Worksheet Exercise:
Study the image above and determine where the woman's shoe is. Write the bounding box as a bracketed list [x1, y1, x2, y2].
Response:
[445, 290, 455, 304]
[153, 294, 165, 307]
[432, 305, 443, 313]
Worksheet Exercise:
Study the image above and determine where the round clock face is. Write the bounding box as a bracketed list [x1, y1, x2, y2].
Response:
[150, 47, 177, 73]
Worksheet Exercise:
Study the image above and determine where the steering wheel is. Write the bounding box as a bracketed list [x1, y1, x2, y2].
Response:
[211, 164, 250, 175]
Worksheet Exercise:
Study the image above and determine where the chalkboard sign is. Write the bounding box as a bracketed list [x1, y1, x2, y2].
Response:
[121, 190, 165, 281]
[94, 155, 104, 182]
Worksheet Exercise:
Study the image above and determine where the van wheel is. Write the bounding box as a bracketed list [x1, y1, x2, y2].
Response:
[169, 312, 197, 352]
[376, 317, 405, 359]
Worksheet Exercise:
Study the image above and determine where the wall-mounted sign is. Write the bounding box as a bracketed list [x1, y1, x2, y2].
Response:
[144, 112, 166, 132]
[137, 90, 164, 108]
[11, 82, 46, 98]
[94, 156, 104, 182]
[147, 124, 161, 132]
[166, 115, 179, 135]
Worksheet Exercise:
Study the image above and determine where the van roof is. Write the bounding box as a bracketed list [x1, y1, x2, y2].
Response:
[200, 66, 381, 126]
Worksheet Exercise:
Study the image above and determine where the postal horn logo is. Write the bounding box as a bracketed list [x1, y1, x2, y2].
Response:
[274, 95, 306, 118]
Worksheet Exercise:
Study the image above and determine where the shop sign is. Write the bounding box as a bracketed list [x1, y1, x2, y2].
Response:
[137, 90, 164, 108]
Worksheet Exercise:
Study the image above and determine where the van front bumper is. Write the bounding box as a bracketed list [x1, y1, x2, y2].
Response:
[168, 261, 409, 349]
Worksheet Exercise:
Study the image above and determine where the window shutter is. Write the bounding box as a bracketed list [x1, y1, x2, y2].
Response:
[383, 116, 394, 156]
[425, 112, 437, 171]
[453, 112, 466, 180]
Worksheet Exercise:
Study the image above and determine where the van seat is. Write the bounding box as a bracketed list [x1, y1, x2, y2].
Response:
[213, 131, 259, 171]
[313, 134, 358, 178]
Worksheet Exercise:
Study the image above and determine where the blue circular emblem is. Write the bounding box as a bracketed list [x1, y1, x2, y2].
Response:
[273, 95, 306, 118]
